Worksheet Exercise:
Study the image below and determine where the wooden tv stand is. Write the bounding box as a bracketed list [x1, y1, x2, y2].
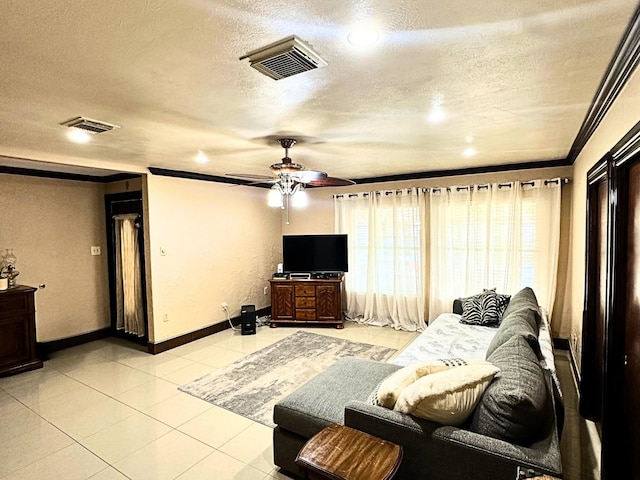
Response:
[269, 276, 344, 329]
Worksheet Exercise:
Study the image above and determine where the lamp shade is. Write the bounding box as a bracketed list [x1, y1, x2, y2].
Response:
[268, 187, 283, 208]
[291, 189, 308, 208]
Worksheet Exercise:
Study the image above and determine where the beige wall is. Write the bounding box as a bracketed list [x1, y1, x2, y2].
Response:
[570, 68, 640, 370]
[145, 175, 281, 343]
[282, 166, 574, 337]
[0, 174, 109, 341]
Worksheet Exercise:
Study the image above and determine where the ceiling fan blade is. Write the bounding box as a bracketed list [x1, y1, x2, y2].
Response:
[308, 176, 356, 187]
[225, 173, 276, 181]
[296, 170, 327, 183]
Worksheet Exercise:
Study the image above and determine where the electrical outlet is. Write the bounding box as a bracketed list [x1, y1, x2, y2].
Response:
[221, 302, 228, 311]
[264, 286, 269, 295]
[90, 246, 101, 256]
[163, 313, 169, 322]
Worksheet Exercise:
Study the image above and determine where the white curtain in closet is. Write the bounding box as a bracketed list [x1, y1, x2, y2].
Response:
[114, 214, 145, 337]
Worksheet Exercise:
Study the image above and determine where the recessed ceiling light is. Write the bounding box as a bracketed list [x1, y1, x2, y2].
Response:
[66, 129, 92, 144]
[348, 26, 379, 46]
[427, 108, 446, 123]
[463, 147, 477, 157]
[196, 150, 209, 164]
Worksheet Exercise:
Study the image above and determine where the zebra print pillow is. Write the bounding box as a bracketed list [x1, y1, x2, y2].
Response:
[483, 288, 511, 320]
[460, 291, 500, 326]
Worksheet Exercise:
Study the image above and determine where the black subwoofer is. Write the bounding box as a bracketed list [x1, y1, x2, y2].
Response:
[240, 304, 256, 335]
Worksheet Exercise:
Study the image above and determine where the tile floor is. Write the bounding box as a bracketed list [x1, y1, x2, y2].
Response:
[0, 322, 598, 479]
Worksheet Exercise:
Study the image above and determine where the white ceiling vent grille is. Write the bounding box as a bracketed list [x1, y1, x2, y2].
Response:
[60, 117, 120, 134]
[239, 36, 327, 80]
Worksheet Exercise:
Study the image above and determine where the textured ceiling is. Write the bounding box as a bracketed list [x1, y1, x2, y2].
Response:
[0, 1, 637, 181]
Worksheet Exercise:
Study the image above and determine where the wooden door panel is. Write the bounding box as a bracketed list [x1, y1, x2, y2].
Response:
[624, 161, 640, 478]
[593, 180, 607, 423]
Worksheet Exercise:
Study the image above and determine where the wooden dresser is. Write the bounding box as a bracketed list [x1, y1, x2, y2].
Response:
[269, 277, 344, 328]
[0, 285, 42, 376]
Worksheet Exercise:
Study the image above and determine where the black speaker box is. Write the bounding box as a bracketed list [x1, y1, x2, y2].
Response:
[240, 304, 256, 335]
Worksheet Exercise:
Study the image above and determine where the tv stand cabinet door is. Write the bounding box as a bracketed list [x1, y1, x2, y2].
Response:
[316, 283, 342, 322]
[271, 283, 294, 320]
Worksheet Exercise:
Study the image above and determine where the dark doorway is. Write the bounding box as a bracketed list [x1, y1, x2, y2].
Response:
[105, 191, 148, 345]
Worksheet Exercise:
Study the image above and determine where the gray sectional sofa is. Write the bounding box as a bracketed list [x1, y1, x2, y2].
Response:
[273, 287, 564, 480]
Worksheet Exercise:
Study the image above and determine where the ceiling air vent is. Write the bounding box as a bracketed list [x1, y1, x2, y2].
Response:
[239, 35, 327, 80]
[60, 116, 120, 134]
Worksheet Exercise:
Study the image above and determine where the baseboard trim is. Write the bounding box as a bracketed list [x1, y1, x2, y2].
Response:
[554, 336, 581, 388]
[148, 306, 271, 355]
[37, 328, 111, 360]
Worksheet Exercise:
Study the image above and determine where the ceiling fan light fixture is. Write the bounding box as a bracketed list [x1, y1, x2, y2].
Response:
[268, 186, 284, 208]
[291, 189, 308, 208]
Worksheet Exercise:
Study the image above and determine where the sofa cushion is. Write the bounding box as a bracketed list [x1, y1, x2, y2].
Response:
[501, 287, 541, 327]
[470, 334, 551, 446]
[273, 357, 400, 439]
[394, 363, 500, 426]
[376, 358, 491, 409]
[485, 307, 541, 359]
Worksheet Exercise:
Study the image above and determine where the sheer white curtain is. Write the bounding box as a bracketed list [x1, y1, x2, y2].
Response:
[428, 179, 561, 321]
[335, 188, 427, 331]
[114, 214, 145, 337]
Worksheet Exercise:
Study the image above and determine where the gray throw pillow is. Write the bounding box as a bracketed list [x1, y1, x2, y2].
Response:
[470, 334, 551, 446]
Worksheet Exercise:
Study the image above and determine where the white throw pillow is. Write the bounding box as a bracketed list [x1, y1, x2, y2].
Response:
[376, 358, 489, 409]
[393, 363, 500, 426]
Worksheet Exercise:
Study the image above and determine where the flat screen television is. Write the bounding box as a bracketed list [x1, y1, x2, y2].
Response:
[282, 234, 348, 273]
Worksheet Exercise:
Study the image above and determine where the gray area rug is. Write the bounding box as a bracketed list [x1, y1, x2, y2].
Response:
[179, 330, 396, 427]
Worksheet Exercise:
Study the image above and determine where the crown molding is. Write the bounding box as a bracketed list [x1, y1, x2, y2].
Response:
[567, 5, 640, 164]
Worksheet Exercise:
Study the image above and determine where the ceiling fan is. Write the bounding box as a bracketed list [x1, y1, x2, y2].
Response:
[226, 138, 355, 187]
[226, 138, 355, 223]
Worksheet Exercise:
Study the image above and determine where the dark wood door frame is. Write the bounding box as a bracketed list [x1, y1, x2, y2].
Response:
[605, 124, 640, 480]
[580, 157, 609, 424]
[582, 121, 640, 480]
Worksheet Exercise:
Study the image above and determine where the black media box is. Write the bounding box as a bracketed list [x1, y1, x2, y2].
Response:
[240, 304, 256, 335]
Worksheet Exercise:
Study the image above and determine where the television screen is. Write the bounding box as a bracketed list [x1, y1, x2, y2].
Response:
[283, 234, 348, 273]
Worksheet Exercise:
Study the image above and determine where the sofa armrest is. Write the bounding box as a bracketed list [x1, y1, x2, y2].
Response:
[345, 401, 562, 480]
[433, 427, 562, 477]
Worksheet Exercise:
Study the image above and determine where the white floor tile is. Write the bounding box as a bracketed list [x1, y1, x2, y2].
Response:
[82, 413, 172, 463]
[114, 430, 213, 480]
[0, 421, 75, 478]
[41, 395, 139, 440]
[219, 423, 275, 474]
[87, 467, 131, 480]
[176, 450, 266, 480]
[161, 362, 218, 385]
[178, 405, 253, 448]
[2, 373, 88, 406]
[114, 378, 180, 410]
[143, 391, 212, 427]
[2, 443, 107, 480]
[65, 361, 155, 396]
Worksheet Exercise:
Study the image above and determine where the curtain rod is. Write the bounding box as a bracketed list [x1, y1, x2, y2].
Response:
[333, 177, 570, 198]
